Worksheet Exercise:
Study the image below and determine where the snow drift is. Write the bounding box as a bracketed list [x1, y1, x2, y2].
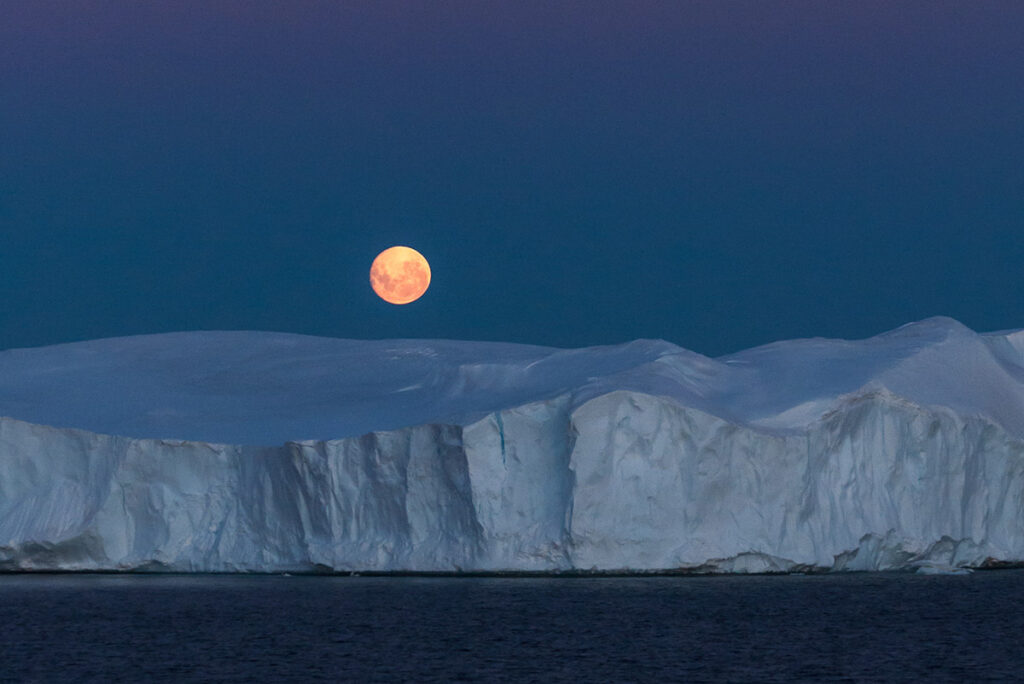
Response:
[2, 316, 1023, 573]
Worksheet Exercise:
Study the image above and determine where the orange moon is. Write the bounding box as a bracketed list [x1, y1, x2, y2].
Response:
[369, 246, 431, 304]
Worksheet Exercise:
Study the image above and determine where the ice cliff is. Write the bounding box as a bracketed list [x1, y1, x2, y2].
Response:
[2, 316, 1023, 573]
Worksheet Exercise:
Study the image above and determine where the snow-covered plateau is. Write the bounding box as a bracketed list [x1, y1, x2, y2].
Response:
[2, 316, 1024, 574]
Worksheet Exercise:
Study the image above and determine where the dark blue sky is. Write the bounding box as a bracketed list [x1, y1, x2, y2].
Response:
[2, 2, 1022, 356]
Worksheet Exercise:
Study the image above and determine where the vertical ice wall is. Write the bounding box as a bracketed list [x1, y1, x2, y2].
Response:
[3, 387, 1024, 573]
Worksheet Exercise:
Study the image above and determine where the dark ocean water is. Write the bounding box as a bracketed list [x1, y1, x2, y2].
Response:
[1, 571, 1023, 683]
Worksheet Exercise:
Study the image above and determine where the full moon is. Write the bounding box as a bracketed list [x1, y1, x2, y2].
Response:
[369, 246, 431, 305]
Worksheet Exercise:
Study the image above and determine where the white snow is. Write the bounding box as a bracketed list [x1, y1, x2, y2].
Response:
[1, 316, 1023, 573]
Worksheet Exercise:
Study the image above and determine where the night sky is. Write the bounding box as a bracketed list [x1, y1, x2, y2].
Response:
[2, 2, 1023, 356]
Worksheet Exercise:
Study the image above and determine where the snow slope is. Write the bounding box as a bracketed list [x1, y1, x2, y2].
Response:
[2, 316, 1023, 573]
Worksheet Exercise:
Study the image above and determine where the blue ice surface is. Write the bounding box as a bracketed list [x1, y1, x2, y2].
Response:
[0, 316, 1021, 445]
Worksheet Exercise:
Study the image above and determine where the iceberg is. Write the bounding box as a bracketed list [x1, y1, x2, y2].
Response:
[2, 316, 1023, 573]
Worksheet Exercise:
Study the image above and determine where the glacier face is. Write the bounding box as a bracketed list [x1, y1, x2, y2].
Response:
[2, 316, 1024, 573]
